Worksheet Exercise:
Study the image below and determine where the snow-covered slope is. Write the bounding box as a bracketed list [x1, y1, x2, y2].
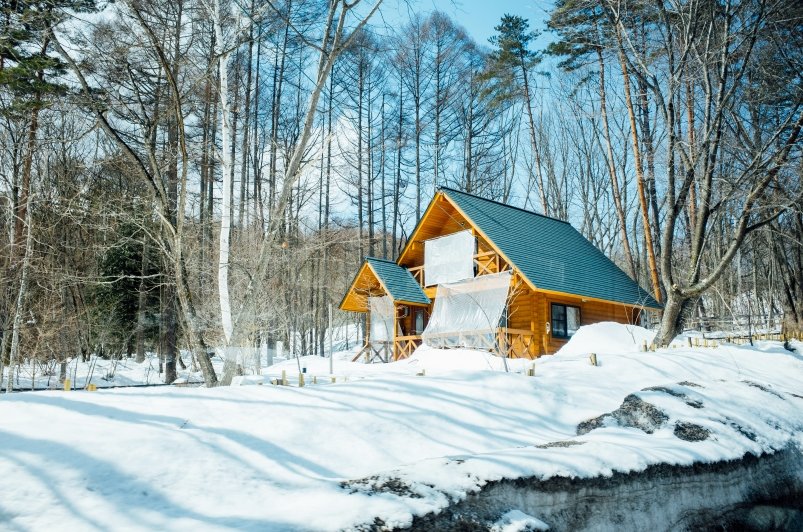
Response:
[0, 324, 801, 530]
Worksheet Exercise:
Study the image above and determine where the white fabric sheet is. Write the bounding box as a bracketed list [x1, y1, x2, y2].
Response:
[422, 271, 512, 349]
[369, 296, 395, 342]
[424, 230, 475, 286]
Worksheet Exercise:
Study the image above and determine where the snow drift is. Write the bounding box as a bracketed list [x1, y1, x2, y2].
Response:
[553, 321, 656, 357]
[0, 324, 801, 531]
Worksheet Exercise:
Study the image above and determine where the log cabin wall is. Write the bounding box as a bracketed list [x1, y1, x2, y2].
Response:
[503, 289, 642, 355]
[532, 291, 641, 353]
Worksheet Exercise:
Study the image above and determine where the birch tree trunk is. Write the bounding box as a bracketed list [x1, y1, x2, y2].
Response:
[6, 193, 34, 394]
[211, 0, 234, 346]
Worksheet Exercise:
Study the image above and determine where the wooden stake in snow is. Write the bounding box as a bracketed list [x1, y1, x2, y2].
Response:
[328, 303, 334, 375]
[281, 370, 287, 386]
[298, 373, 305, 388]
[589, 353, 598, 366]
[642, 340, 648, 352]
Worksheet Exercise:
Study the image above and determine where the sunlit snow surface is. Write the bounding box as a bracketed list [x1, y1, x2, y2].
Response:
[1, 323, 802, 530]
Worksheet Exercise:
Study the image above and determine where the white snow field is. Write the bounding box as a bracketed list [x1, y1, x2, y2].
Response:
[0, 324, 363, 392]
[1, 323, 802, 531]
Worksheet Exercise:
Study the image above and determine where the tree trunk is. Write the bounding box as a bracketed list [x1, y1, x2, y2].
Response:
[615, 34, 662, 303]
[596, 47, 636, 279]
[6, 192, 34, 394]
[656, 289, 692, 346]
[135, 235, 149, 363]
[519, 52, 547, 216]
[213, 0, 234, 346]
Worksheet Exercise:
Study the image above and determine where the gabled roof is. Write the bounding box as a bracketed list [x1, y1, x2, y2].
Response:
[339, 257, 430, 312]
[366, 257, 430, 305]
[440, 187, 662, 309]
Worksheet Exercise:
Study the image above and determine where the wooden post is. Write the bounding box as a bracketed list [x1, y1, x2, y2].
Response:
[328, 303, 334, 375]
[64, 379, 71, 392]
[87, 383, 97, 392]
[298, 373, 305, 388]
[281, 370, 287, 386]
[313, 376, 317, 385]
[642, 340, 648, 352]
[539, 294, 549, 355]
[530, 291, 539, 357]
[589, 353, 597, 366]
[392, 303, 398, 362]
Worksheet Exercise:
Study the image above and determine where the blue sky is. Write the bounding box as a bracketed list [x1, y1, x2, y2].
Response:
[380, 0, 554, 49]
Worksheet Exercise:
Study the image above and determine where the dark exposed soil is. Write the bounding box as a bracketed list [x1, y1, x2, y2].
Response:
[577, 393, 668, 435]
[673, 421, 711, 441]
[405, 447, 803, 531]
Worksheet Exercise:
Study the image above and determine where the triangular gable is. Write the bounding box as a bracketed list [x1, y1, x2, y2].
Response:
[397, 189, 660, 309]
[340, 257, 430, 312]
[397, 191, 476, 271]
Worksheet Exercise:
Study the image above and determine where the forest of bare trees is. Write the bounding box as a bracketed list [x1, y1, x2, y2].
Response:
[0, 0, 800, 387]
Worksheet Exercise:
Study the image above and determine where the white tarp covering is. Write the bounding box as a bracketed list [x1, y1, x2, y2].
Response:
[424, 230, 475, 286]
[422, 271, 512, 349]
[369, 295, 395, 342]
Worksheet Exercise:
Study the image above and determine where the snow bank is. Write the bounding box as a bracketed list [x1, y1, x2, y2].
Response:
[262, 344, 532, 384]
[403, 344, 527, 373]
[554, 321, 656, 358]
[1, 336, 801, 530]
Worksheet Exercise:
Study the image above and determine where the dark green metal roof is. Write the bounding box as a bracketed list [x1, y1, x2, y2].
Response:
[367, 257, 430, 305]
[441, 187, 662, 309]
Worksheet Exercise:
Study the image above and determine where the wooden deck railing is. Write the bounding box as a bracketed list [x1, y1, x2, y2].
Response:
[408, 265, 424, 287]
[394, 335, 422, 360]
[496, 328, 539, 359]
[391, 327, 538, 360]
[406, 251, 510, 289]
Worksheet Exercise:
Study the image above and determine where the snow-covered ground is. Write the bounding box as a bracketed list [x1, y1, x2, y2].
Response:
[0, 323, 801, 530]
[0, 324, 363, 391]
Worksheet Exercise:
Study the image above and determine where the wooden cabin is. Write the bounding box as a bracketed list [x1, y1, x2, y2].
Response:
[340, 188, 662, 361]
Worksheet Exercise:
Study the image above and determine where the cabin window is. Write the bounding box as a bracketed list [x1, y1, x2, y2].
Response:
[551, 303, 580, 339]
[413, 308, 425, 335]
